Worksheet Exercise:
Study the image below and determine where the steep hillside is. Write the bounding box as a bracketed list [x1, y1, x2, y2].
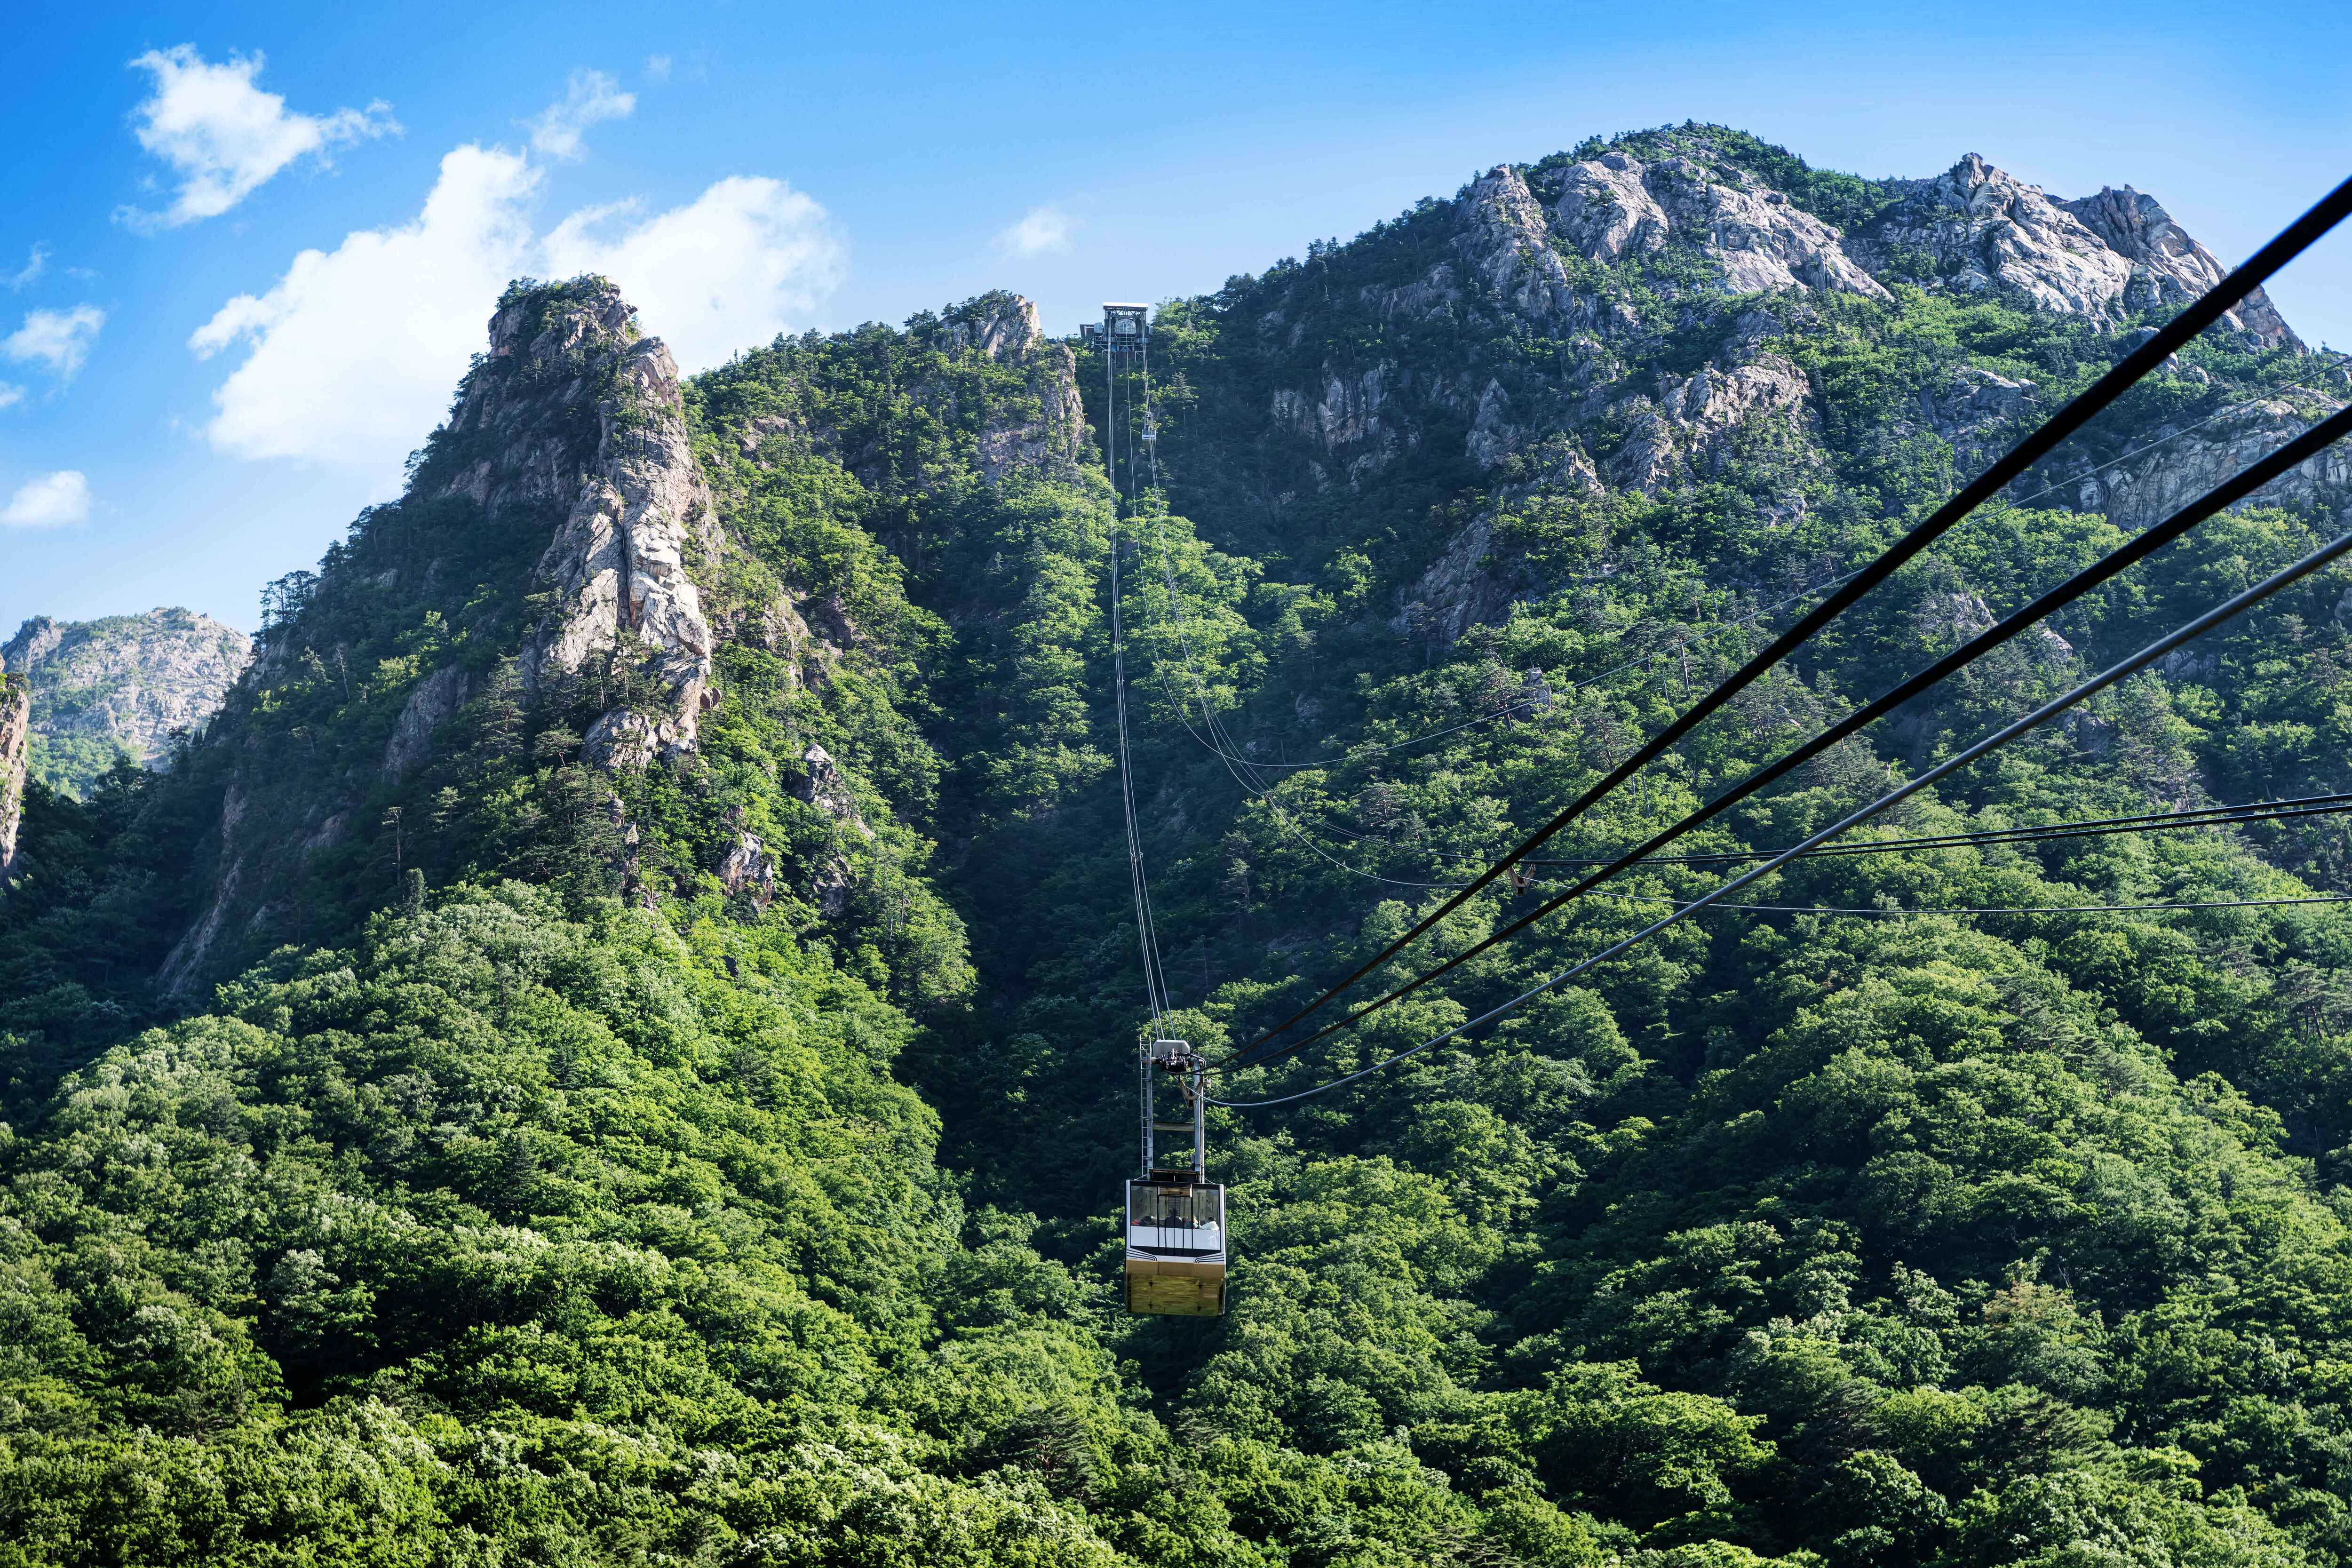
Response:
[5, 125, 2352, 1567]
[2, 608, 251, 797]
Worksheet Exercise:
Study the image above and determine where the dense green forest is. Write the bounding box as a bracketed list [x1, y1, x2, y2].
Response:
[5, 126, 2352, 1565]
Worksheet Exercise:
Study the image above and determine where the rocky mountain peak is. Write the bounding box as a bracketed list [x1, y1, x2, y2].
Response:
[1459, 164, 1577, 319]
[1851, 153, 2299, 346]
[1857, 153, 2137, 318]
[2, 608, 252, 796]
[2061, 184, 2301, 349]
[430, 277, 715, 770]
[937, 290, 1044, 361]
[1550, 146, 1891, 302]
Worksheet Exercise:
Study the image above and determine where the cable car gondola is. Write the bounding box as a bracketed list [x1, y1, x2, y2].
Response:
[1125, 1039, 1227, 1316]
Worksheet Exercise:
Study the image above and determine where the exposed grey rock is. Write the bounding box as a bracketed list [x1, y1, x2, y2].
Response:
[793, 745, 865, 917]
[1460, 165, 1577, 320]
[717, 830, 777, 907]
[1656, 352, 1813, 472]
[160, 782, 246, 994]
[1552, 150, 1890, 301]
[795, 743, 873, 842]
[1920, 366, 2036, 469]
[1391, 515, 1521, 648]
[382, 666, 469, 781]
[2, 608, 252, 794]
[2062, 186, 2301, 350]
[2087, 397, 2352, 530]
[1856, 155, 2134, 319]
[1853, 155, 2299, 348]
[436, 281, 715, 771]
[2161, 646, 2220, 684]
[0, 677, 28, 883]
[898, 293, 1088, 486]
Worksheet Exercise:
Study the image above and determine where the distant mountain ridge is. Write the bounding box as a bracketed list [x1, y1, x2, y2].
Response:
[2, 606, 251, 796]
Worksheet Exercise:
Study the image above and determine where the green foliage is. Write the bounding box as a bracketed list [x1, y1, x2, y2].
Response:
[11, 156, 2352, 1567]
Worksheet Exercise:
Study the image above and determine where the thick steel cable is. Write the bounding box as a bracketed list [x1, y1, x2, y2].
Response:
[1217, 398, 2352, 1075]
[1210, 519, 2352, 1108]
[1217, 173, 2352, 1063]
[1105, 342, 1170, 1034]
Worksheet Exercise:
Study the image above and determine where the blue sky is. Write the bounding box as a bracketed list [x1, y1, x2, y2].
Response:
[4, 0, 2349, 637]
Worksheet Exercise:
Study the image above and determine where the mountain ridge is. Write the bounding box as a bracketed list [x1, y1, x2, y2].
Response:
[4, 122, 2352, 1566]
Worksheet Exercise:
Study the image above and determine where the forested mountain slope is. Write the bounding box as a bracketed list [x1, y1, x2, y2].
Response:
[5, 125, 2352, 1566]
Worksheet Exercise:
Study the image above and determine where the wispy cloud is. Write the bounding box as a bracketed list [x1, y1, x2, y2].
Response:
[2, 247, 47, 291]
[644, 55, 673, 83]
[991, 206, 1080, 258]
[2, 470, 91, 528]
[190, 147, 842, 480]
[525, 69, 635, 160]
[5, 305, 106, 379]
[118, 46, 398, 231]
[0, 384, 24, 410]
[544, 176, 843, 371]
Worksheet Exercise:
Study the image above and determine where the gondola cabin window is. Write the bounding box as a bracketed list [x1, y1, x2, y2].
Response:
[1124, 1178, 1227, 1316]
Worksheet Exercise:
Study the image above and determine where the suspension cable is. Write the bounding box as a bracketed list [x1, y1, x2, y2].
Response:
[1210, 517, 2352, 1108]
[1213, 174, 2352, 1064]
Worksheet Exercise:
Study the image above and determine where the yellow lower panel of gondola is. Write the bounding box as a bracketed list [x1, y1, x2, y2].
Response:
[1126, 1258, 1226, 1316]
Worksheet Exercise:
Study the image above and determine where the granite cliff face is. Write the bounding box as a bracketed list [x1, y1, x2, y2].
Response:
[159, 279, 724, 990]
[1, 608, 251, 796]
[0, 676, 27, 883]
[429, 281, 715, 769]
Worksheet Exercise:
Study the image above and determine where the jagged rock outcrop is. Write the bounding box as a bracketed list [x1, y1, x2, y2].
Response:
[1854, 156, 2296, 346]
[1460, 166, 1578, 320]
[1920, 366, 2038, 470]
[2083, 396, 2352, 530]
[946, 294, 1088, 485]
[0, 676, 29, 883]
[794, 743, 871, 918]
[159, 781, 245, 992]
[2062, 186, 2301, 350]
[1552, 150, 1891, 301]
[1857, 154, 2131, 316]
[437, 281, 715, 770]
[2, 608, 252, 794]
[717, 831, 777, 908]
[383, 666, 470, 781]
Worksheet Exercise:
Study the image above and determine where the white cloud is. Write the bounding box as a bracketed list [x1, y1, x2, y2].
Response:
[5, 305, 105, 379]
[991, 206, 1080, 258]
[542, 175, 843, 371]
[0, 384, 24, 410]
[191, 145, 539, 468]
[190, 150, 842, 478]
[2, 470, 91, 528]
[120, 46, 398, 231]
[645, 55, 673, 83]
[3, 247, 45, 290]
[525, 69, 635, 160]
